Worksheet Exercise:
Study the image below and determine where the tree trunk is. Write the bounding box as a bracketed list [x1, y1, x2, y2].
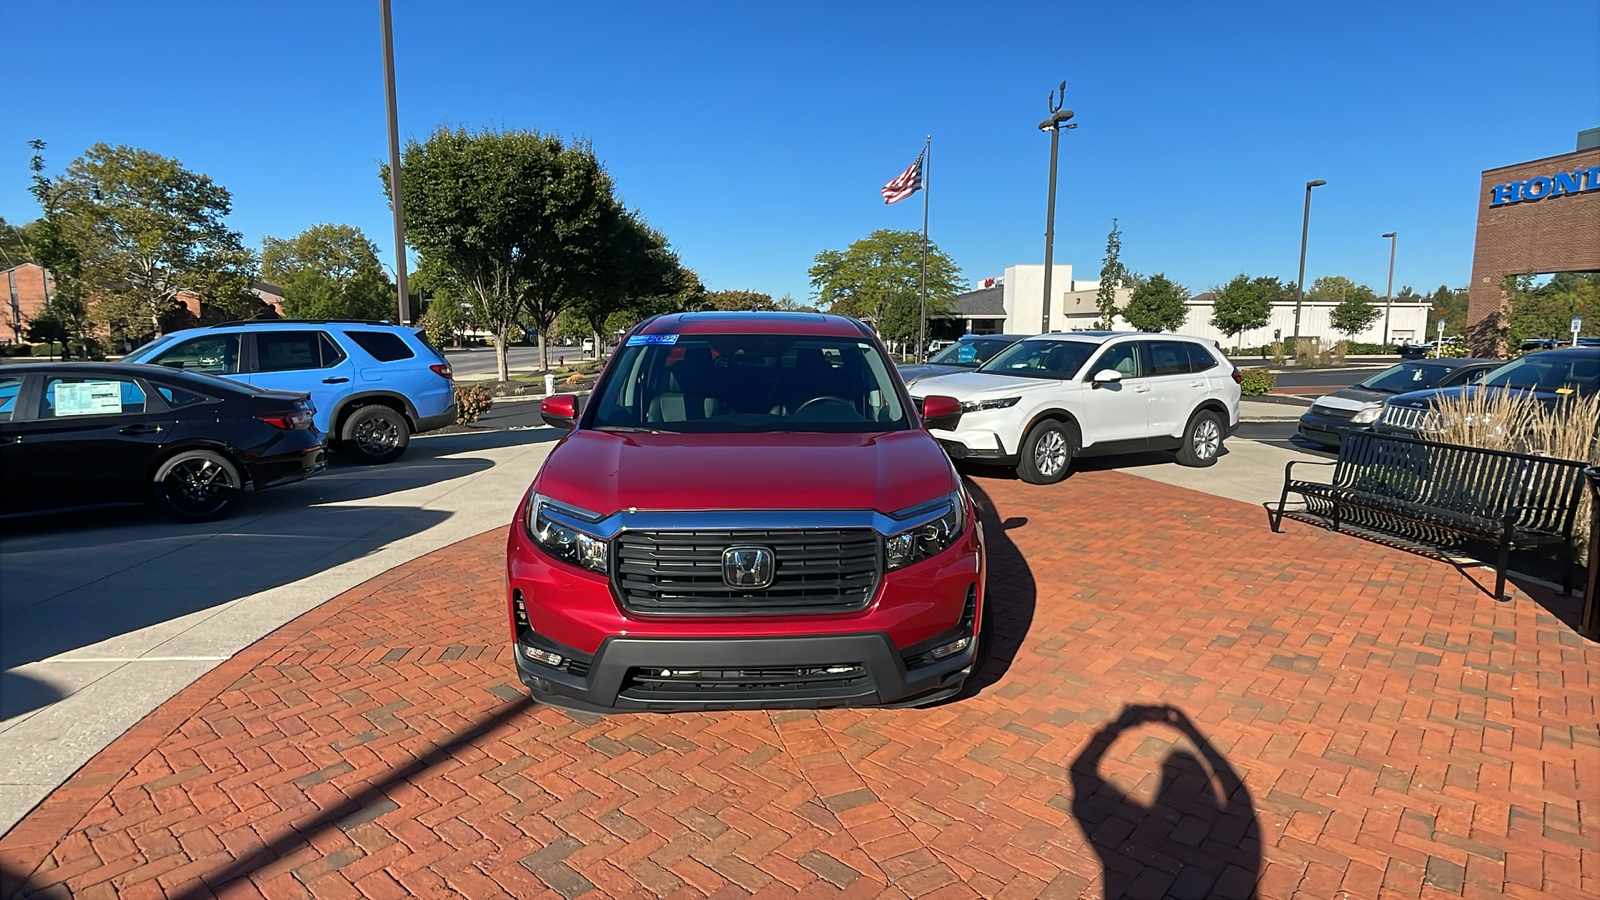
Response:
[537, 328, 548, 374]
[493, 331, 510, 382]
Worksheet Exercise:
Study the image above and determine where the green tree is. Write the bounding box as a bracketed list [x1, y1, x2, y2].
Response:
[261, 224, 395, 320]
[390, 126, 622, 379]
[23, 141, 94, 356]
[0, 216, 37, 269]
[1505, 274, 1600, 346]
[559, 212, 689, 351]
[1307, 275, 1376, 304]
[703, 290, 775, 311]
[1121, 273, 1190, 333]
[808, 229, 965, 346]
[1095, 218, 1126, 329]
[1329, 293, 1382, 341]
[1427, 284, 1468, 337]
[44, 143, 253, 337]
[1209, 274, 1275, 348]
[773, 292, 815, 312]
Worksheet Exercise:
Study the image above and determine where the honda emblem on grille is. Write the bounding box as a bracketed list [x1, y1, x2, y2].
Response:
[722, 545, 775, 589]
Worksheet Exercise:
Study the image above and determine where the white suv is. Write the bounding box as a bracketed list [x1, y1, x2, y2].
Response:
[908, 332, 1242, 484]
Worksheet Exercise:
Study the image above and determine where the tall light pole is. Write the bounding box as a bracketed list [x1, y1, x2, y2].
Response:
[380, 0, 410, 325]
[1380, 231, 1397, 346]
[1039, 80, 1076, 334]
[1292, 179, 1326, 342]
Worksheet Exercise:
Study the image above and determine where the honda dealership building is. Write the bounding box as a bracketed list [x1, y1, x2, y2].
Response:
[1467, 128, 1600, 343]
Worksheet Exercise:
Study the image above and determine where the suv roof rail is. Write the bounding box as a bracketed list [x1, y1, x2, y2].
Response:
[208, 318, 396, 328]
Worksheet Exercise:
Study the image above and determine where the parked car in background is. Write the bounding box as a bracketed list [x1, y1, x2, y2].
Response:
[0, 362, 325, 520]
[124, 320, 454, 464]
[507, 311, 984, 711]
[1375, 347, 1600, 437]
[1297, 358, 1500, 447]
[898, 334, 1030, 391]
[908, 332, 1242, 483]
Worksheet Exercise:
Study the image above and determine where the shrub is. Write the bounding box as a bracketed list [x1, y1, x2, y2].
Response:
[454, 382, 494, 424]
[1239, 367, 1276, 396]
[31, 342, 64, 357]
[2, 343, 33, 357]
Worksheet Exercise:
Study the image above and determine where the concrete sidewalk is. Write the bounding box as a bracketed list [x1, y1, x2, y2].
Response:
[0, 429, 559, 836]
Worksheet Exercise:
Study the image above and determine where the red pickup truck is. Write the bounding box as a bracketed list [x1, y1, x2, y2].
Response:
[506, 312, 986, 711]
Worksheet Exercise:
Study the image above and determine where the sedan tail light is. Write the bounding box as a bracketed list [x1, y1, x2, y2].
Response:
[430, 363, 453, 379]
[258, 410, 314, 429]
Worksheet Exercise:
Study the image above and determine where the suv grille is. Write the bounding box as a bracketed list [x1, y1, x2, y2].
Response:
[613, 529, 880, 616]
[619, 664, 872, 701]
[1379, 404, 1436, 432]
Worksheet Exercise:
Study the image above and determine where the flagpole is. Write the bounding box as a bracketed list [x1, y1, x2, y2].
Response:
[918, 135, 930, 363]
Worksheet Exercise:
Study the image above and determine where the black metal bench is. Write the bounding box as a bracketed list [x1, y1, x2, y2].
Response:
[1272, 431, 1588, 599]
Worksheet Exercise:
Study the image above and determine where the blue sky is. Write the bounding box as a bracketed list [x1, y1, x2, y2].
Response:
[3, 1, 1597, 303]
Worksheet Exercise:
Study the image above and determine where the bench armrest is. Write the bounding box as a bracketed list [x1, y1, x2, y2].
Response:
[1284, 458, 1337, 483]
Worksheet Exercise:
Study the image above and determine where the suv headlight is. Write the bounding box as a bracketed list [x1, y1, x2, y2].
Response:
[960, 397, 1020, 413]
[525, 494, 609, 573]
[1351, 406, 1382, 424]
[885, 491, 967, 571]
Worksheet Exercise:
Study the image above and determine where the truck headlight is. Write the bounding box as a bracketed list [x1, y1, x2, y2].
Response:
[1351, 406, 1382, 424]
[525, 494, 609, 573]
[960, 397, 1020, 413]
[885, 492, 967, 571]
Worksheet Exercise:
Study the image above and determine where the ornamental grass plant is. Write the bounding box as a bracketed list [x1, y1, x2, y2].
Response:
[1430, 389, 1600, 552]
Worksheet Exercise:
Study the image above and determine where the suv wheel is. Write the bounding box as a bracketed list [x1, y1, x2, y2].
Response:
[1176, 410, 1224, 467]
[152, 450, 241, 521]
[342, 405, 410, 465]
[1016, 420, 1075, 484]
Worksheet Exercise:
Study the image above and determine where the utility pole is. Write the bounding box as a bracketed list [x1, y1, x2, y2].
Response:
[1039, 81, 1075, 334]
[1381, 232, 1397, 346]
[381, 0, 410, 325]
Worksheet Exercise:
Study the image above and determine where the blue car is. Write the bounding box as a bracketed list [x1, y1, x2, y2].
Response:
[125, 319, 455, 464]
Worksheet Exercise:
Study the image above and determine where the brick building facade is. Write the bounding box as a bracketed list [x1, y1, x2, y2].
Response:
[1467, 138, 1600, 344]
[3, 263, 53, 344]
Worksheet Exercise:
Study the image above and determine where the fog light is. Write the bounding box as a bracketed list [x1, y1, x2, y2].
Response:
[523, 645, 564, 667]
[929, 637, 971, 660]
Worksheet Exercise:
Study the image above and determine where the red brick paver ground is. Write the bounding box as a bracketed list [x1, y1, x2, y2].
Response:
[2, 470, 1595, 899]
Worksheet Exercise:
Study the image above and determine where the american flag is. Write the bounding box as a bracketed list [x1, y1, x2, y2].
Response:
[880, 153, 924, 204]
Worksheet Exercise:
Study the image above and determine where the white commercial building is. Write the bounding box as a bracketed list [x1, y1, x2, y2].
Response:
[948, 264, 1431, 348]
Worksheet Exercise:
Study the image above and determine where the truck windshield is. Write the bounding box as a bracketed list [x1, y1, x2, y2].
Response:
[587, 334, 911, 433]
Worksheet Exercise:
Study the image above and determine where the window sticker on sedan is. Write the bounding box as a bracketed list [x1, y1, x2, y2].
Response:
[53, 380, 124, 417]
[956, 343, 978, 363]
[626, 333, 679, 346]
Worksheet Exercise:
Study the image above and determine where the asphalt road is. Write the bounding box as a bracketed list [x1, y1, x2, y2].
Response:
[1232, 420, 1336, 458]
[443, 345, 590, 379]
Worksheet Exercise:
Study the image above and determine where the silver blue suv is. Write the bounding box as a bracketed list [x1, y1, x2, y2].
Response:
[125, 319, 455, 464]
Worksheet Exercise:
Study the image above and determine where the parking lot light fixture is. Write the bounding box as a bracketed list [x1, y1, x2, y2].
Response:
[1039, 80, 1076, 334]
[1292, 179, 1326, 343]
[1381, 232, 1397, 346]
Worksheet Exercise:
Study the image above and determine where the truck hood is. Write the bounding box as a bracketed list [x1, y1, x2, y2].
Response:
[533, 429, 958, 515]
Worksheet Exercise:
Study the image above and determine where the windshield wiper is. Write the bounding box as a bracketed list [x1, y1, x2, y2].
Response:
[593, 425, 659, 433]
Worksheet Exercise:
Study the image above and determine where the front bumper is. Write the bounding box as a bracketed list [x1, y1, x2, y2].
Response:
[512, 630, 976, 712]
[1296, 412, 1369, 447]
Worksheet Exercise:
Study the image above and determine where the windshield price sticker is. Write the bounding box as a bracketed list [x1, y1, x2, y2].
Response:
[626, 333, 679, 347]
[956, 344, 978, 363]
[53, 380, 123, 417]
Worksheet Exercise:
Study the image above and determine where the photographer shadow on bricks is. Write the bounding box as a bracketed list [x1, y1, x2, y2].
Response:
[1070, 704, 1262, 899]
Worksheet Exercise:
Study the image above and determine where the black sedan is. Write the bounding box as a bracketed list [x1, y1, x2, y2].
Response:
[1297, 358, 1500, 447]
[0, 362, 326, 521]
[898, 333, 1030, 390]
[1374, 347, 1600, 436]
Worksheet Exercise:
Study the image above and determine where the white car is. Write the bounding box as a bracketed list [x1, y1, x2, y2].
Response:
[909, 332, 1242, 484]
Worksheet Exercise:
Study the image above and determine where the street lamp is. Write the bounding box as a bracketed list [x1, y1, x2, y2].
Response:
[1038, 80, 1076, 334]
[1381, 231, 1397, 346]
[1292, 179, 1326, 343]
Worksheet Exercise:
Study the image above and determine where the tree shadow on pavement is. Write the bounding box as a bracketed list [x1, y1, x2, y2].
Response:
[958, 479, 1035, 696]
[1070, 704, 1262, 899]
